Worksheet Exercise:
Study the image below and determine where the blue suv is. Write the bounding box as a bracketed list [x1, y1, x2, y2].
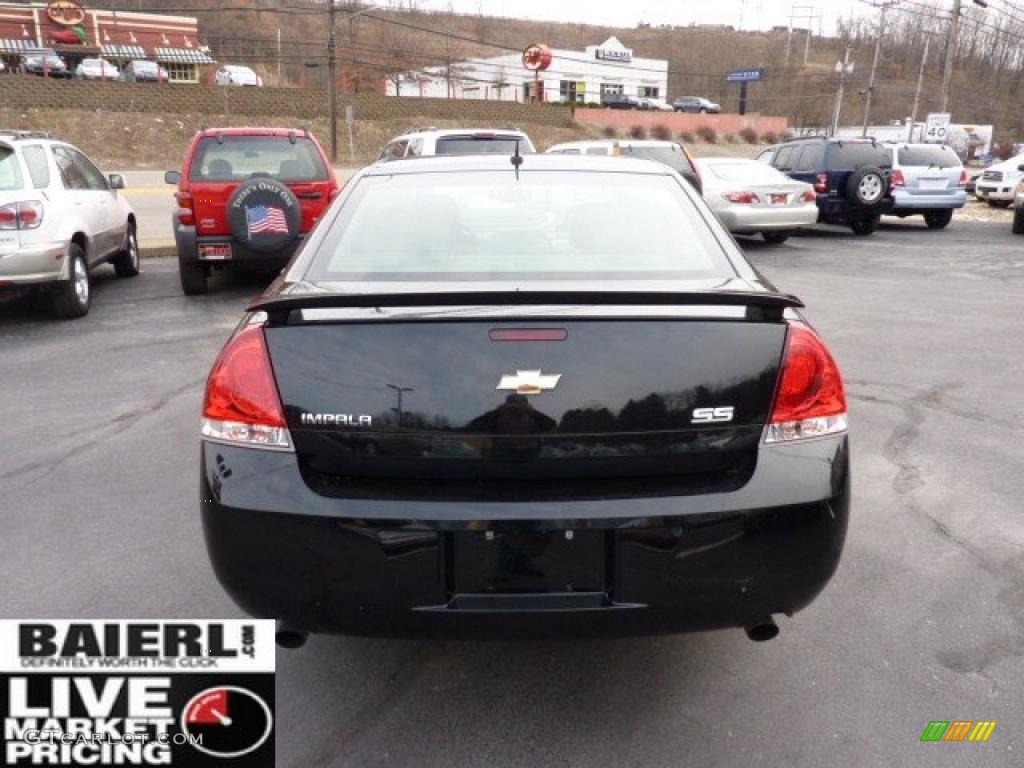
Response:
[758, 137, 893, 235]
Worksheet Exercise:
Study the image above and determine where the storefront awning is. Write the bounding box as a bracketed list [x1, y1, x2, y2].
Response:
[155, 47, 214, 64]
[101, 44, 146, 60]
[0, 39, 36, 54]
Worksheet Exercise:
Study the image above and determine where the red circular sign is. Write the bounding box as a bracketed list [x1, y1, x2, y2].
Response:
[522, 44, 552, 72]
[46, 1, 86, 27]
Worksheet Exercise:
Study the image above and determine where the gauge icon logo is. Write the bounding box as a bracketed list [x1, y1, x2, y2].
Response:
[181, 685, 273, 759]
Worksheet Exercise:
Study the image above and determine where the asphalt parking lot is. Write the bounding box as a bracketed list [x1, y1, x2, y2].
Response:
[1, 218, 1022, 767]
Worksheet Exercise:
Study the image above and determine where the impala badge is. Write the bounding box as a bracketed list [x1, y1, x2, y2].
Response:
[496, 370, 561, 395]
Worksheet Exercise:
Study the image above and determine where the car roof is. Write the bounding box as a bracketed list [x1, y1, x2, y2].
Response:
[397, 128, 529, 139]
[360, 153, 676, 176]
[195, 127, 312, 138]
[695, 157, 762, 165]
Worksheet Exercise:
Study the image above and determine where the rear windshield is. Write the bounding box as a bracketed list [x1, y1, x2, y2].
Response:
[616, 145, 695, 175]
[0, 147, 23, 191]
[435, 137, 534, 155]
[189, 136, 328, 182]
[705, 162, 787, 183]
[897, 145, 960, 168]
[307, 171, 731, 282]
[826, 142, 890, 170]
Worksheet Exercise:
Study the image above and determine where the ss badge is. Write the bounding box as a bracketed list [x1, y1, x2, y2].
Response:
[691, 406, 735, 424]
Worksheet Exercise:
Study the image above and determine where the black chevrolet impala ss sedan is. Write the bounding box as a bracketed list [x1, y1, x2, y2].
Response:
[198, 154, 850, 646]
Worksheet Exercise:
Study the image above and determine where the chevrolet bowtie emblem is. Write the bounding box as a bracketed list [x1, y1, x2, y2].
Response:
[496, 370, 562, 395]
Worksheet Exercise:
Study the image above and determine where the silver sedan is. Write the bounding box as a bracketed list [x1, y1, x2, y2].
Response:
[695, 158, 819, 244]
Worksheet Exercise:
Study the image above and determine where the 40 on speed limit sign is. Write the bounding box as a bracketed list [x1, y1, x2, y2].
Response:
[924, 112, 951, 143]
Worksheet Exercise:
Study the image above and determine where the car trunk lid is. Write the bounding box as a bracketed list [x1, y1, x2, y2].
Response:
[260, 301, 792, 500]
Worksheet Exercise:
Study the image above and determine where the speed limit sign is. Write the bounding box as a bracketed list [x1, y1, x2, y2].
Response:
[924, 112, 951, 143]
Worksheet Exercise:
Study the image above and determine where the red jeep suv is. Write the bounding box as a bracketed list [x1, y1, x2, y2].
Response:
[165, 127, 339, 295]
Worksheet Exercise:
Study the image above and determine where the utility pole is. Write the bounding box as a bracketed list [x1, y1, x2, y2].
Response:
[940, 0, 988, 113]
[940, 0, 961, 113]
[387, 384, 414, 426]
[861, 2, 890, 137]
[831, 45, 853, 137]
[327, 0, 337, 162]
[908, 36, 931, 140]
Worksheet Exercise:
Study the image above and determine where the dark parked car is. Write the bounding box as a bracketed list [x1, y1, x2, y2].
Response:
[765, 137, 893, 235]
[673, 96, 722, 114]
[601, 93, 641, 110]
[20, 52, 71, 78]
[198, 154, 851, 646]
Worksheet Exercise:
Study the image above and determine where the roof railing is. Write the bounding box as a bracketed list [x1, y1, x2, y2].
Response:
[0, 130, 52, 140]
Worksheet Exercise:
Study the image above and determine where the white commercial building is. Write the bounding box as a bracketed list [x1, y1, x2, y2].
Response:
[386, 36, 668, 105]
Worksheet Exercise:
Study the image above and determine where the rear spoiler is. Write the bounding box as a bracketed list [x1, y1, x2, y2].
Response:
[250, 290, 804, 326]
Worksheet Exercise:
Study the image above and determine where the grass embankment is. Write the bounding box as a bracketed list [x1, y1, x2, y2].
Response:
[1, 106, 769, 169]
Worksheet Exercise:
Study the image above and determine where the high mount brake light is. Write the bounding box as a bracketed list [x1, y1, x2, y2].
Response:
[201, 324, 292, 450]
[764, 322, 848, 444]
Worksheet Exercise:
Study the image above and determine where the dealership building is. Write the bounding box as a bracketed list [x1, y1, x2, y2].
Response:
[386, 36, 669, 104]
[0, 1, 213, 81]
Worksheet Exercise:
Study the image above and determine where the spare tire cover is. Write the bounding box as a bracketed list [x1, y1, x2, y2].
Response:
[846, 166, 888, 207]
[227, 178, 302, 252]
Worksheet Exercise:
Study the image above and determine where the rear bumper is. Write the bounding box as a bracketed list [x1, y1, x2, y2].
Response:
[891, 189, 966, 210]
[975, 183, 1016, 201]
[0, 241, 68, 285]
[715, 204, 819, 233]
[200, 434, 850, 637]
[174, 221, 302, 265]
[816, 197, 894, 221]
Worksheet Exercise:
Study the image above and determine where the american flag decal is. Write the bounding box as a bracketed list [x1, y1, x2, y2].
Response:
[246, 205, 289, 237]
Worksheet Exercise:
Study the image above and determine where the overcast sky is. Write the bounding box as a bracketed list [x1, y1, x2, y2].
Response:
[412, 0, 870, 33]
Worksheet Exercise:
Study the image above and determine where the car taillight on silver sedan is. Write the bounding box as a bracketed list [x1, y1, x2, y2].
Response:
[0, 201, 43, 230]
[201, 323, 293, 450]
[764, 322, 848, 443]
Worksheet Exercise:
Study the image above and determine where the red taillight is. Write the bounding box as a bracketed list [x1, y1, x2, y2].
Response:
[176, 191, 195, 226]
[813, 173, 829, 194]
[958, 169, 969, 188]
[765, 323, 847, 443]
[201, 324, 292, 449]
[890, 169, 906, 188]
[18, 201, 43, 229]
[723, 191, 761, 204]
[0, 201, 43, 230]
[800, 189, 817, 203]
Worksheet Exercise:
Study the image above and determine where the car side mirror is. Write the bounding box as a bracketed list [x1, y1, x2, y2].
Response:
[108, 173, 125, 190]
[164, 171, 181, 185]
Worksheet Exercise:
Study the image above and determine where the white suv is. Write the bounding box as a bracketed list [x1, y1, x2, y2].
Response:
[0, 131, 138, 318]
[975, 154, 1024, 207]
[378, 128, 535, 161]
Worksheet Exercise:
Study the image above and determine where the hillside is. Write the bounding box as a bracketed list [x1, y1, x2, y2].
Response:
[85, 2, 1023, 141]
